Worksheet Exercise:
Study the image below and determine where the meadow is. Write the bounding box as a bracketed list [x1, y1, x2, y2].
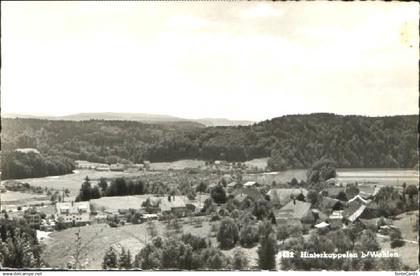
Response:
[8, 170, 161, 196]
[42, 218, 215, 269]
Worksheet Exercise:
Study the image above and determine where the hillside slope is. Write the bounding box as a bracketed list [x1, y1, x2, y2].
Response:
[1, 114, 417, 173]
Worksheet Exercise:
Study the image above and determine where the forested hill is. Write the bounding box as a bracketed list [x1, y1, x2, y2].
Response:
[1, 114, 418, 173]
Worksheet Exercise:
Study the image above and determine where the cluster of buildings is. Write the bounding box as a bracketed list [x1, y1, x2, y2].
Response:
[75, 160, 151, 172]
[266, 182, 396, 231]
[223, 177, 400, 232]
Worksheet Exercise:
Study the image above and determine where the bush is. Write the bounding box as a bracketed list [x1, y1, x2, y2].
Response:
[211, 213, 221, 221]
[232, 248, 248, 270]
[200, 248, 229, 270]
[211, 184, 227, 204]
[181, 233, 209, 251]
[239, 224, 259, 248]
[390, 228, 405, 248]
[217, 218, 239, 249]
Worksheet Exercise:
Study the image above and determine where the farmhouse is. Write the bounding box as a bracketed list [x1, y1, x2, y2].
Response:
[273, 199, 315, 226]
[342, 203, 367, 223]
[23, 208, 43, 228]
[266, 188, 308, 207]
[55, 201, 91, 225]
[232, 187, 265, 202]
[358, 185, 381, 199]
[329, 210, 344, 228]
[314, 221, 330, 229]
[243, 181, 259, 188]
[145, 196, 188, 216]
[110, 163, 125, 171]
[95, 165, 110, 171]
[347, 194, 371, 205]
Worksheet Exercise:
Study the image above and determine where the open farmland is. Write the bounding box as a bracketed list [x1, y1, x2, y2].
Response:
[375, 211, 419, 270]
[393, 211, 419, 241]
[337, 169, 419, 186]
[244, 158, 269, 170]
[42, 218, 214, 269]
[90, 195, 151, 213]
[0, 191, 48, 205]
[150, 159, 205, 171]
[246, 168, 418, 186]
[12, 170, 161, 196]
[378, 236, 419, 270]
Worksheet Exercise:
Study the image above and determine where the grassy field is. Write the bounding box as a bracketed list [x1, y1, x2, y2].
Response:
[245, 169, 308, 185]
[393, 211, 418, 241]
[377, 211, 419, 270]
[90, 195, 151, 213]
[150, 159, 205, 171]
[13, 170, 161, 196]
[0, 191, 48, 205]
[246, 168, 418, 186]
[244, 158, 269, 170]
[336, 169, 419, 186]
[42, 218, 214, 269]
[378, 236, 418, 270]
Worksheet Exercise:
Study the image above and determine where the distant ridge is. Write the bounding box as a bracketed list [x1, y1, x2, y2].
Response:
[2, 112, 255, 127]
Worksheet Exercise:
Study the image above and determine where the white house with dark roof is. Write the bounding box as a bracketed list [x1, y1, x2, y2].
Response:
[55, 201, 91, 225]
[266, 188, 308, 206]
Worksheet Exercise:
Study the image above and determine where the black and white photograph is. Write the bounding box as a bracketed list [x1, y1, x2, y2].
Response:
[0, 1, 419, 272]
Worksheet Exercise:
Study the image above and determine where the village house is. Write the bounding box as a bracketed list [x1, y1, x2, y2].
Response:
[243, 181, 260, 188]
[75, 160, 102, 170]
[143, 161, 151, 170]
[145, 195, 188, 217]
[95, 164, 110, 171]
[347, 194, 371, 205]
[266, 188, 308, 207]
[357, 184, 382, 199]
[273, 199, 315, 227]
[110, 163, 125, 171]
[23, 208, 43, 228]
[40, 219, 56, 232]
[311, 208, 329, 224]
[140, 213, 159, 223]
[55, 201, 91, 226]
[328, 210, 344, 229]
[232, 186, 265, 203]
[342, 203, 367, 224]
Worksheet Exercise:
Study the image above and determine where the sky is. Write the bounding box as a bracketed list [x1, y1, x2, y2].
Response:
[1, 1, 419, 121]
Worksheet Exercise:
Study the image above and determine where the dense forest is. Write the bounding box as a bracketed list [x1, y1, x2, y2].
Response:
[1, 114, 417, 178]
[1, 150, 75, 179]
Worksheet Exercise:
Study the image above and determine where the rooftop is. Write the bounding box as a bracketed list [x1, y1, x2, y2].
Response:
[56, 201, 91, 215]
[275, 200, 312, 220]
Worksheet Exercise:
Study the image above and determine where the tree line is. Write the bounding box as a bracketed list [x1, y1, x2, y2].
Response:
[1, 150, 75, 179]
[75, 177, 147, 201]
